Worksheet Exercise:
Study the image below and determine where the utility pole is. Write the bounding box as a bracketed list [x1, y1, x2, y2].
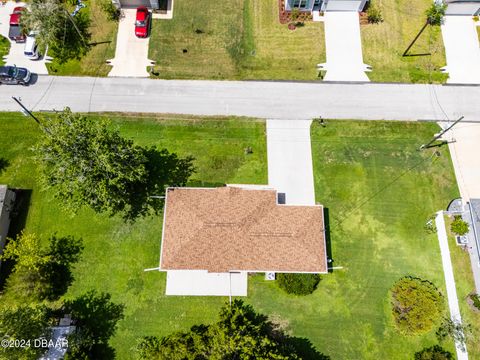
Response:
[12, 96, 42, 126]
[420, 116, 464, 150]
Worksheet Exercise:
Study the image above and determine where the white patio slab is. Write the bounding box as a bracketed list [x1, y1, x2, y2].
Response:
[320, 11, 370, 82]
[107, 9, 154, 77]
[165, 270, 248, 296]
[441, 16, 480, 84]
[266, 119, 315, 206]
[0, 1, 50, 75]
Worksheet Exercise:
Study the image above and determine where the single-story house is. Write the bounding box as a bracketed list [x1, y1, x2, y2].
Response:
[159, 186, 327, 296]
[285, 0, 368, 12]
[445, 0, 480, 15]
[0, 185, 15, 252]
[111, 0, 159, 9]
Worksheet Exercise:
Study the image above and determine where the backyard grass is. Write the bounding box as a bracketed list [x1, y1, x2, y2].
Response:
[445, 215, 480, 359]
[0, 36, 9, 66]
[246, 121, 459, 359]
[361, 0, 448, 83]
[149, 0, 325, 80]
[0, 113, 267, 359]
[47, 0, 118, 76]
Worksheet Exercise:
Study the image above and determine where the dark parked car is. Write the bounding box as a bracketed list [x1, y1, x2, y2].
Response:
[0, 66, 31, 85]
[9, 6, 26, 43]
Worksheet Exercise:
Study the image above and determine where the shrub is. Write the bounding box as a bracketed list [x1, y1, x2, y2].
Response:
[414, 345, 453, 360]
[390, 277, 444, 335]
[100, 0, 120, 21]
[290, 8, 300, 22]
[426, 3, 446, 26]
[451, 215, 469, 236]
[277, 273, 320, 295]
[367, 4, 383, 24]
[470, 293, 480, 310]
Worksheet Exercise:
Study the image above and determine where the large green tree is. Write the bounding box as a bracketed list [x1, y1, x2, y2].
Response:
[136, 300, 329, 360]
[390, 277, 445, 335]
[0, 304, 51, 360]
[34, 109, 194, 219]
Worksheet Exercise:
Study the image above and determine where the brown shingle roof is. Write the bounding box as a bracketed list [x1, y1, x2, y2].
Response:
[160, 187, 327, 273]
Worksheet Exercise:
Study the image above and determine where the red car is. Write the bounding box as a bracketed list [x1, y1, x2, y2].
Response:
[9, 6, 26, 43]
[135, 7, 150, 38]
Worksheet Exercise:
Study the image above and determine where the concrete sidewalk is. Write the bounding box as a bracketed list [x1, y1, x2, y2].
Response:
[435, 212, 468, 360]
[266, 120, 315, 205]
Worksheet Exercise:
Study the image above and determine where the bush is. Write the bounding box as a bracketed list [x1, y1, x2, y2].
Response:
[426, 3, 446, 26]
[100, 0, 120, 21]
[470, 293, 480, 310]
[451, 215, 469, 235]
[367, 4, 383, 24]
[277, 273, 320, 295]
[414, 345, 453, 360]
[290, 8, 300, 22]
[390, 277, 444, 335]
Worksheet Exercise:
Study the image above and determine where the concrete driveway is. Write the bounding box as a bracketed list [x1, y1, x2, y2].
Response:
[441, 16, 480, 84]
[319, 12, 370, 82]
[107, 8, 154, 77]
[0, 1, 49, 75]
[267, 119, 315, 206]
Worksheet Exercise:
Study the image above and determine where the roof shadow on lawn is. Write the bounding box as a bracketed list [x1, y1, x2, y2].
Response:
[324, 207, 334, 273]
[0, 188, 32, 290]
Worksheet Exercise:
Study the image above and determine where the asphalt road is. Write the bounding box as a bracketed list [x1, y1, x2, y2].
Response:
[1, 76, 479, 121]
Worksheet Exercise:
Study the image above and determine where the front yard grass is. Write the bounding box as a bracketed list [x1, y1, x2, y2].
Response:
[247, 121, 459, 359]
[445, 215, 480, 359]
[47, 0, 118, 76]
[149, 0, 325, 80]
[0, 113, 267, 359]
[362, 0, 447, 83]
[0, 36, 10, 66]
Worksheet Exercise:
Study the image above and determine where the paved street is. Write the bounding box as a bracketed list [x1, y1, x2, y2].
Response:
[2, 76, 480, 121]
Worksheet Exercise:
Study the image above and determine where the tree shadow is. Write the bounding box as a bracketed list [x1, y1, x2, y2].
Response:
[286, 337, 331, 360]
[324, 207, 333, 273]
[0, 158, 9, 174]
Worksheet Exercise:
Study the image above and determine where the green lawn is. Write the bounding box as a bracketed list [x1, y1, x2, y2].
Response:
[0, 113, 267, 359]
[446, 215, 480, 359]
[361, 0, 447, 83]
[149, 0, 325, 80]
[47, 1, 118, 76]
[0, 36, 10, 66]
[246, 121, 459, 359]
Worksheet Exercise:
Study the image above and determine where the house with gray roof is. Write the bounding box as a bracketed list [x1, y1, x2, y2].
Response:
[445, 0, 480, 15]
[285, 0, 368, 12]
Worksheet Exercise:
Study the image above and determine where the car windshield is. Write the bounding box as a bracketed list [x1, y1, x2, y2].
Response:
[135, 20, 146, 27]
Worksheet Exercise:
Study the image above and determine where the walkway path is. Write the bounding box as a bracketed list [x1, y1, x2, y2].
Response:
[3, 77, 480, 121]
[441, 16, 480, 84]
[266, 120, 315, 205]
[107, 9, 154, 77]
[435, 211, 468, 360]
[320, 12, 370, 81]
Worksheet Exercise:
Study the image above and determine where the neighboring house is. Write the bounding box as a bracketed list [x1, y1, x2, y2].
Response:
[285, 0, 368, 12]
[0, 185, 15, 252]
[445, 0, 480, 15]
[159, 186, 327, 296]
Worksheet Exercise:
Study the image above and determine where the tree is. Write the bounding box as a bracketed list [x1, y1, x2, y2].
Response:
[2, 232, 83, 301]
[450, 215, 469, 236]
[63, 291, 125, 360]
[426, 3, 446, 26]
[277, 273, 321, 295]
[390, 277, 444, 335]
[0, 304, 52, 359]
[20, 0, 91, 63]
[34, 108, 195, 219]
[414, 345, 453, 360]
[136, 300, 330, 360]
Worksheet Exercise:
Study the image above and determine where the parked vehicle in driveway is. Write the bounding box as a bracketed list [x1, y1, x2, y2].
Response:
[135, 7, 150, 38]
[8, 7, 26, 43]
[24, 32, 40, 60]
[0, 66, 31, 85]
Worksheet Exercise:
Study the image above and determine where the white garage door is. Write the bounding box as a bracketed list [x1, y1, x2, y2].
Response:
[325, 0, 362, 11]
[119, 0, 155, 8]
